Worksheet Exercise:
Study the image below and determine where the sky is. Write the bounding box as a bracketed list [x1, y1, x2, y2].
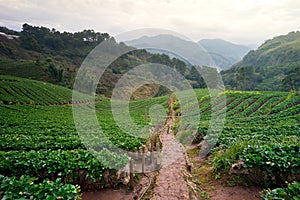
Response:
[0, 0, 299, 46]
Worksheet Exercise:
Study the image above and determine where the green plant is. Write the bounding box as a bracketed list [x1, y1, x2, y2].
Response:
[200, 191, 210, 200]
[213, 141, 248, 170]
[261, 181, 300, 200]
[214, 172, 221, 180]
[241, 144, 300, 175]
[0, 175, 81, 200]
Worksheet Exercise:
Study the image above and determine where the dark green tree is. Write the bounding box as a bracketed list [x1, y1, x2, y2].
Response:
[283, 65, 300, 90]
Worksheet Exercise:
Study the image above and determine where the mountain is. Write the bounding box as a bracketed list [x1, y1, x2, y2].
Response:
[221, 31, 300, 91]
[198, 39, 251, 70]
[235, 31, 300, 67]
[124, 34, 214, 68]
[0, 24, 216, 99]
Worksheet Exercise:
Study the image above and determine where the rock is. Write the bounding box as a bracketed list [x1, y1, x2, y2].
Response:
[230, 160, 249, 175]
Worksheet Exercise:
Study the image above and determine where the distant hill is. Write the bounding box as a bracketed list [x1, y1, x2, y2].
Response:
[0, 23, 109, 87]
[124, 34, 214, 68]
[198, 39, 251, 70]
[221, 31, 300, 91]
[0, 24, 216, 98]
[235, 31, 300, 67]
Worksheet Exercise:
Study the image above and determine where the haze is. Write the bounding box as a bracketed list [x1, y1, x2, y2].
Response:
[0, 0, 299, 45]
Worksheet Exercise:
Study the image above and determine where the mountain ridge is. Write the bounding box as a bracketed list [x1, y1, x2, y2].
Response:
[221, 31, 300, 91]
[124, 34, 214, 68]
[198, 38, 251, 70]
[0, 24, 216, 98]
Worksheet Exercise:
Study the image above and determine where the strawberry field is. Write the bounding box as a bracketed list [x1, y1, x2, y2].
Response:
[191, 90, 300, 198]
[0, 76, 169, 199]
[1, 76, 300, 199]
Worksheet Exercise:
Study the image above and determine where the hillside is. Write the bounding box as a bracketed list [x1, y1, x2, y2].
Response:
[0, 24, 216, 98]
[0, 75, 91, 105]
[236, 31, 300, 67]
[221, 31, 300, 91]
[0, 24, 107, 87]
[198, 39, 251, 70]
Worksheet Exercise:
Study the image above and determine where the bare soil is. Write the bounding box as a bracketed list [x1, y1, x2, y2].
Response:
[187, 147, 263, 200]
[82, 188, 133, 200]
[207, 185, 262, 200]
[150, 96, 190, 200]
[150, 124, 189, 199]
[81, 170, 158, 200]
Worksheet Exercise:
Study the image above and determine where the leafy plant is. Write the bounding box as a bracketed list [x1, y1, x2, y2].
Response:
[241, 144, 300, 175]
[261, 181, 300, 200]
[0, 175, 81, 200]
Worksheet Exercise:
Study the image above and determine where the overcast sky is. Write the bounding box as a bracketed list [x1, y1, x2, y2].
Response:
[0, 0, 299, 45]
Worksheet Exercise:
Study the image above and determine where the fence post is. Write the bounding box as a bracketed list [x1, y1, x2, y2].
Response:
[156, 141, 161, 168]
[154, 134, 157, 150]
[130, 159, 134, 189]
[150, 139, 154, 165]
[142, 145, 146, 174]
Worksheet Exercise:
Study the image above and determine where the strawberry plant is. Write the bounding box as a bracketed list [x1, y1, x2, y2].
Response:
[241, 144, 300, 175]
[0, 175, 81, 200]
[262, 181, 300, 200]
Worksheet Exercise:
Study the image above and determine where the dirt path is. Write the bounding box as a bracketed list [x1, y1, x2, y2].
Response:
[82, 95, 263, 200]
[82, 188, 133, 200]
[150, 96, 190, 200]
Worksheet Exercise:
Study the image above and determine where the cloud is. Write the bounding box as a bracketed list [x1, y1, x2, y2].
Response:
[0, 0, 299, 44]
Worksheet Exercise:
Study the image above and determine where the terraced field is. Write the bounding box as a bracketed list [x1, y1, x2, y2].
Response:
[0, 76, 168, 199]
[0, 75, 91, 105]
[0, 76, 299, 199]
[189, 90, 300, 199]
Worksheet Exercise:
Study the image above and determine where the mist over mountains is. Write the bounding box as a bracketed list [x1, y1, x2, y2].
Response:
[125, 34, 252, 70]
[124, 34, 213, 68]
[198, 39, 252, 70]
[1, 24, 299, 93]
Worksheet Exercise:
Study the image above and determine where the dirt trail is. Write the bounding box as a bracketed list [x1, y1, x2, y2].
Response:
[150, 96, 190, 200]
[82, 95, 262, 200]
[82, 188, 133, 200]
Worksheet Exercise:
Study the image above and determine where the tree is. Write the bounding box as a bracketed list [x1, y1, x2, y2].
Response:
[186, 66, 206, 88]
[283, 65, 300, 90]
[172, 57, 187, 75]
[20, 35, 41, 51]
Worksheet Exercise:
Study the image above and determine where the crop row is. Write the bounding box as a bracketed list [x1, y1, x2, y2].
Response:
[197, 92, 300, 120]
[190, 91, 300, 192]
[0, 75, 91, 105]
[0, 175, 80, 200]
[270, 93, 300, 114]
[241, 144, 300, 175]
[0, 149, 128, 182]
[262, 181, 300, 200]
